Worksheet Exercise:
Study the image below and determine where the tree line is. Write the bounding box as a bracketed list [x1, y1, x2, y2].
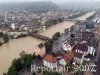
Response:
[44, 18, 64, 28]
[86, 12, 97, 20]
[0, 32, 9, 45]
[7, 51, 36, 75]
[44, 32, 60, 53]
[68, 12, 86, 19]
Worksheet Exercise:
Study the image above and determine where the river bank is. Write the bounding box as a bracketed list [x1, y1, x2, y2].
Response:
[75, 12, 95, 21]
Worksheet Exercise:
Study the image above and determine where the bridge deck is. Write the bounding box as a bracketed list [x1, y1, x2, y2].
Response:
[28, 32, 49, 40]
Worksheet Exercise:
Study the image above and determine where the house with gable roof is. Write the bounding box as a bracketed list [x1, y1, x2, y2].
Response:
[59, 51, 74, 66]
[43, 54, 57, 69]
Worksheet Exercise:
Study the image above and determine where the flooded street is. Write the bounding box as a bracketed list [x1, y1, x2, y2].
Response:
[0, 12, 94, 75]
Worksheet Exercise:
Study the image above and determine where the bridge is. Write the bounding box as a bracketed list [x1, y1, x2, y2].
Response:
[28, 32, 49, 40]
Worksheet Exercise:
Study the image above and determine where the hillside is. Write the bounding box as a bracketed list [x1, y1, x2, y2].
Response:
[0, 1, 59, 13]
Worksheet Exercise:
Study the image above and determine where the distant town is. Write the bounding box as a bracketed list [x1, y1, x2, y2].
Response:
[0, 1, 100, 75]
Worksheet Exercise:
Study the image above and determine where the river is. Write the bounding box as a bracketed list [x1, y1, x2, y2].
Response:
[0, 12, 94, 75]
[75, 12, 95, 21]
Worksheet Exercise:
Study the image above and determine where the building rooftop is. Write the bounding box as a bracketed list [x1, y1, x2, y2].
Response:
[43, 54, 57, 63]
[74, 51, 83, 59]
[63, 51, 74, 62]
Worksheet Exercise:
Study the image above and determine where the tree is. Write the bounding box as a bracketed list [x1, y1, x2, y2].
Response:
[52, 19, 57, 25]
[68, 12, 86, 19]
[44, 18, 63, 28]
[70, 34, 75, 38]
[0, 32, 9, 43]
[16, 34, 27, 38]
[12, 58, 23, 71]
[24, 54, 33, 68]
[53, 32, 60, 40]
[7, 66, 17, 75]
[32, 52, 36, 59]
[7, 53, 35, 75]
[57, 18, 63, 22]
[65, 63, 74, 72]
[32, 72, 36, 75]
[86, 12, 97, 20]
[20, 51, 26, 61]
[44, 39, 53, 53]
[64, 28, 69, 33]
[85, 23, 94, 29]
[43, 71, 61, 75]
[75, 65, 82, 75]
[70, 25, 74, 32]
[0, 32, 4, 37]
[19, 51, 27, 65]
[4, 34, 9, 43]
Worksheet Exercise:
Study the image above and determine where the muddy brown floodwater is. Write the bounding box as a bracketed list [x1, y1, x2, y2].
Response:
[0, 12, 94, 75]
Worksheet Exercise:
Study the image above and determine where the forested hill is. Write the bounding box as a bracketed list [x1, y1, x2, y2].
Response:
[0, 1, 59, 13]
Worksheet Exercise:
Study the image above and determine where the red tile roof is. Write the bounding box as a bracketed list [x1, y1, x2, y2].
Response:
[43, 55, 57, 63]
[63, 51, 74, 62]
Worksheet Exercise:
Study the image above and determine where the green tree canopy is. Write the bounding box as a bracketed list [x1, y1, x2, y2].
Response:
[43, 71, 61, 75]
[53, 32, 60, 40]
[0, 32, 9, 43]
[44, 39, 53, 53]
[7, 66, 17, 75]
